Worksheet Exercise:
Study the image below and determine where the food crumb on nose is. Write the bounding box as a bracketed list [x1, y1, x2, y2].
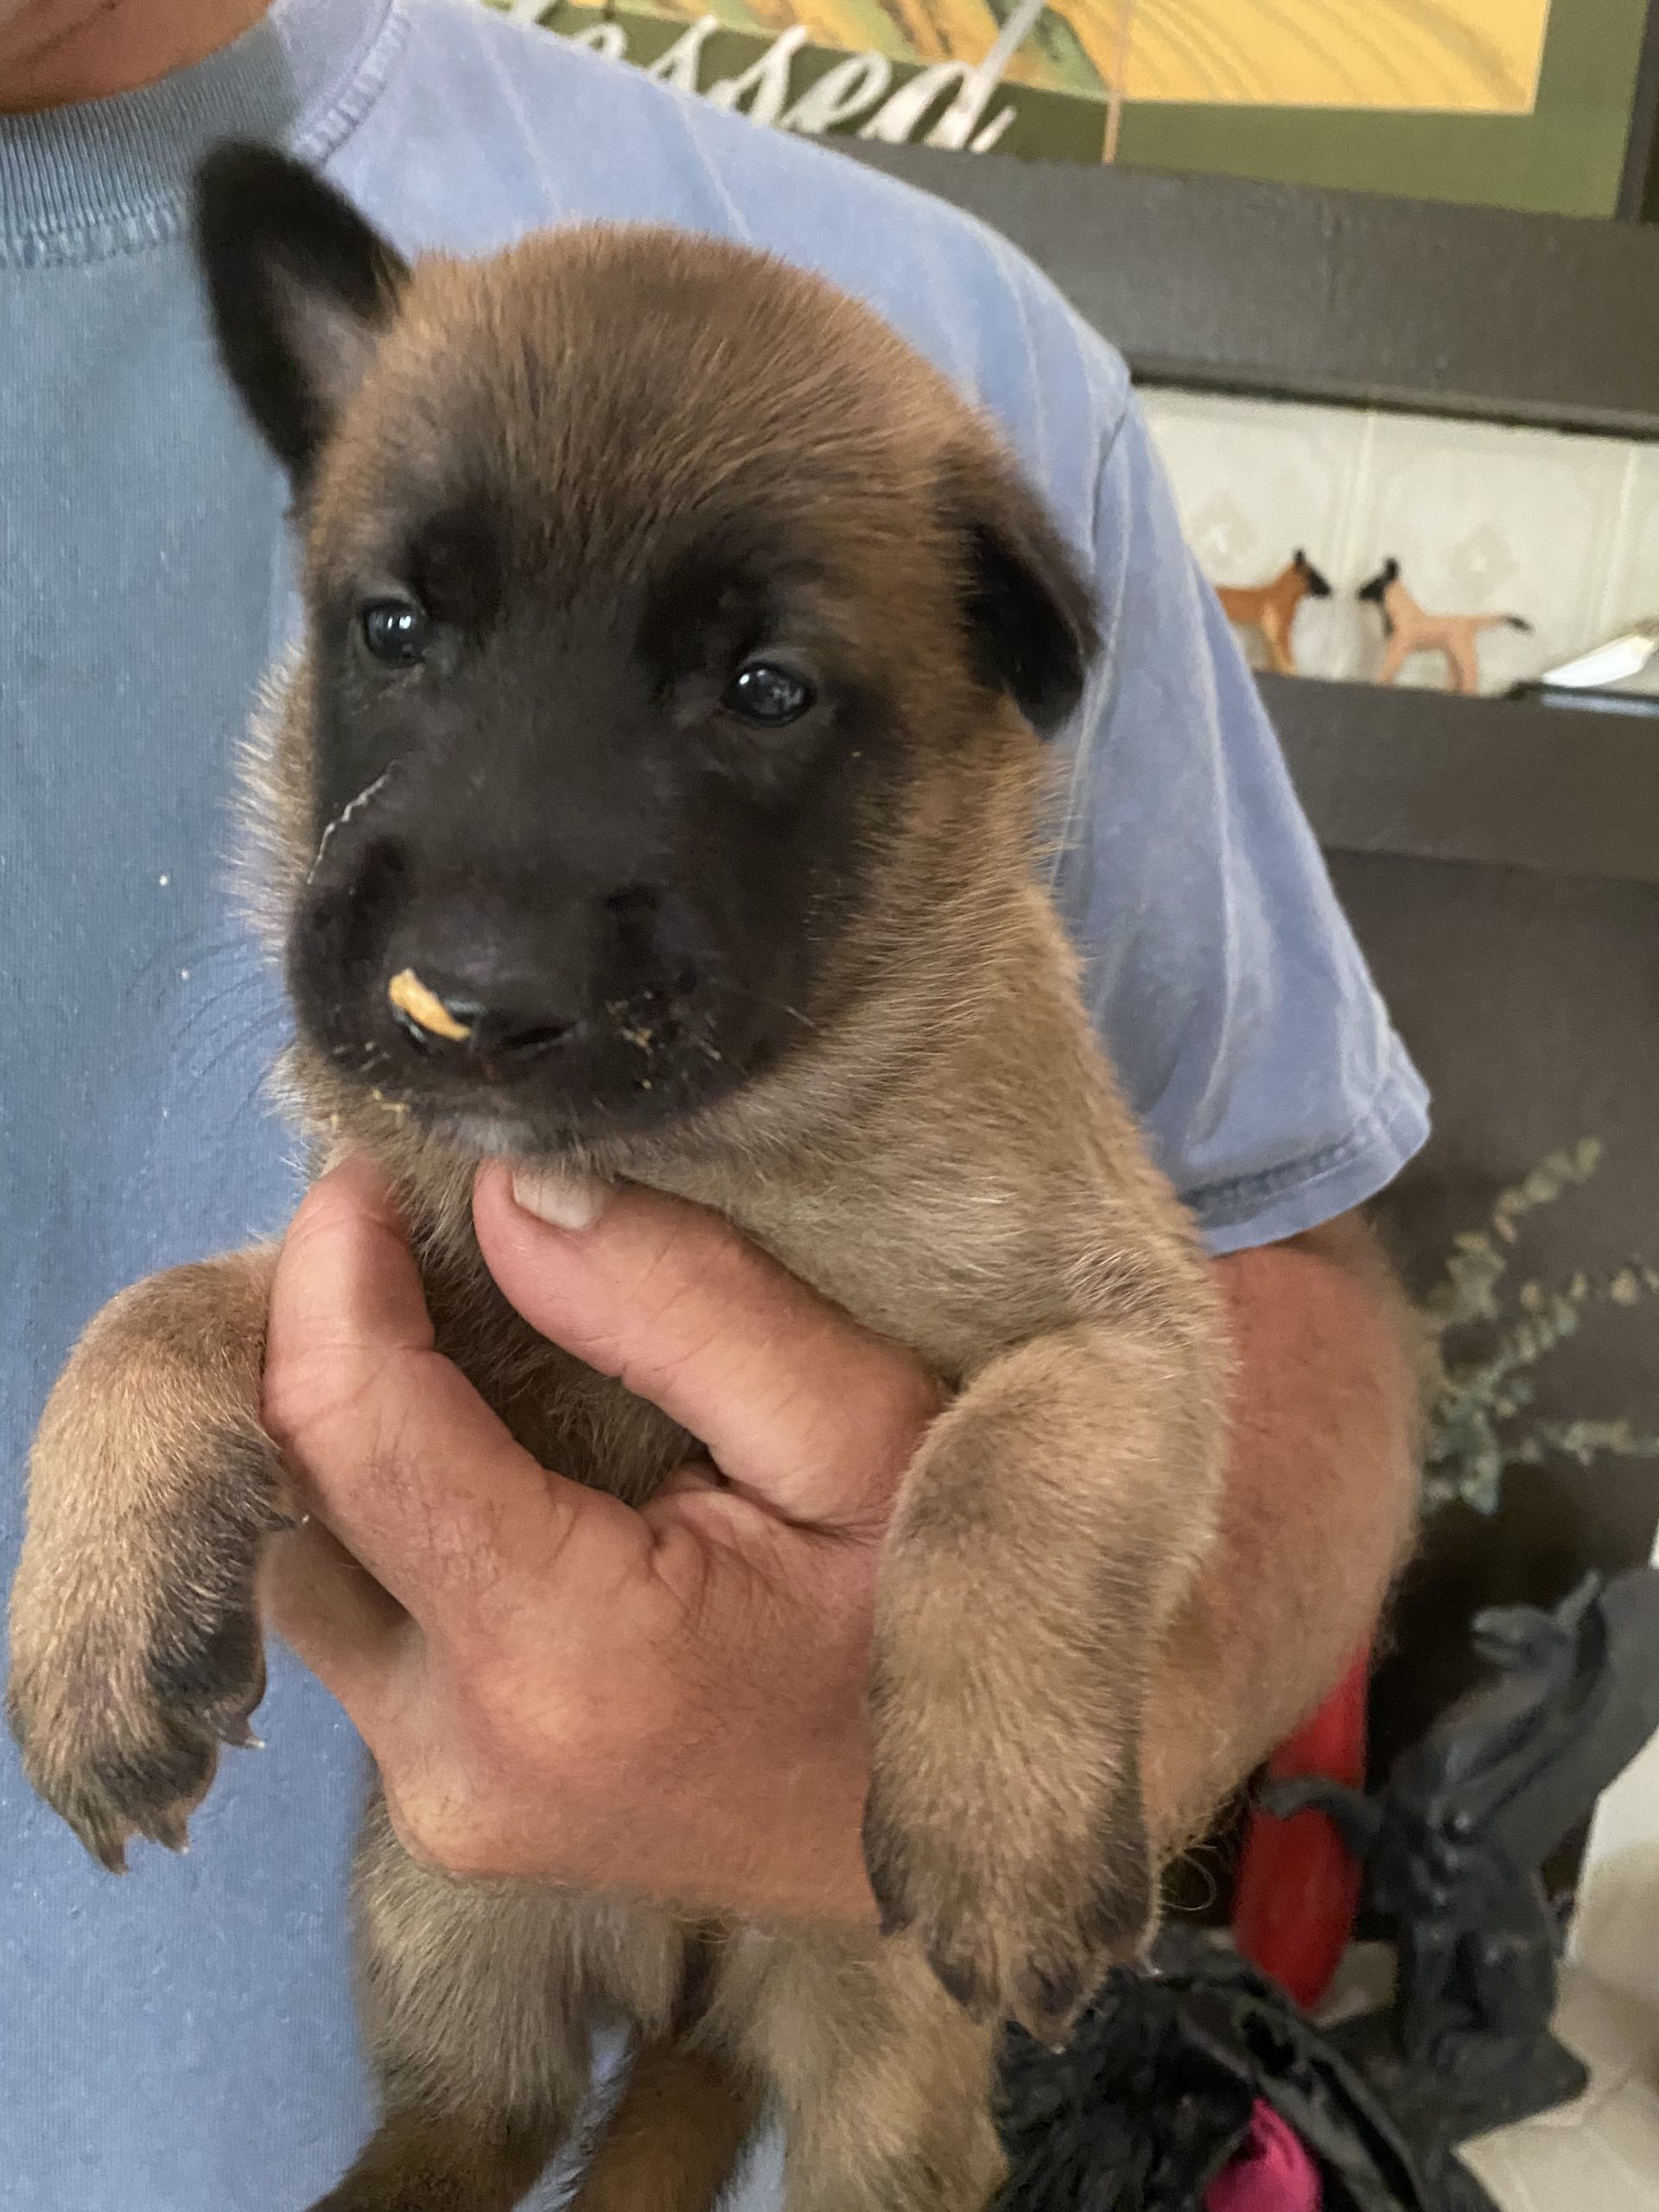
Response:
[389, 967, 473, 1041]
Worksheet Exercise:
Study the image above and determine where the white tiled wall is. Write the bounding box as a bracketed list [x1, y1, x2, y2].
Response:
[1138, 385, 1659, 696]
[1600, 444, 1659, 642]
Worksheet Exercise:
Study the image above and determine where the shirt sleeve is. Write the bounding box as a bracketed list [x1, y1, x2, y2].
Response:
[1046, 390, 1430, 1255]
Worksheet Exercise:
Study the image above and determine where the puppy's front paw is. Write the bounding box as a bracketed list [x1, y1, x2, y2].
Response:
[9, 1428, 284, 1872]
[862, 1639, 1156, 2048]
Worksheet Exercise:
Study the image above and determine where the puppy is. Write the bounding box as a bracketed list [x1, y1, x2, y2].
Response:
[9, 144, 1228, 2212]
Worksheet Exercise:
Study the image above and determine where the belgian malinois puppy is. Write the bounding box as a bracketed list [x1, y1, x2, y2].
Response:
[8, 144, 1227, 2211]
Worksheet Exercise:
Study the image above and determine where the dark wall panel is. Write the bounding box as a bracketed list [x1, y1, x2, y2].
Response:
[1268, 679, 1659, 887]
[845, 144, 1659, 436]
[1328, 851, 1659, 1770]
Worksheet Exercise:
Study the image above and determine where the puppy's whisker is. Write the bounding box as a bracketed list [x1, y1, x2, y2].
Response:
[175, 981, 288, 1052]
[713, 981, 821, 1034]
[176, 988, 270, 1048]
[182, 1011, 292, 1090]
[125, 933, 257, 1005]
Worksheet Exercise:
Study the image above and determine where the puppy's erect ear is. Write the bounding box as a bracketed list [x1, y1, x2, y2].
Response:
[943, 448, 1100, 738]
[193, 141, 410, 484]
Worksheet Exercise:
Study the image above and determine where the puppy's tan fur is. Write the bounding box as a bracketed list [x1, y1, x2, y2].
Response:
[10, 228, 1228, 2211]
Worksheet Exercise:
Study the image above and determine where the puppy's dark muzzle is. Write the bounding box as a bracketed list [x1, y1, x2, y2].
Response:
[289, 780, 789, 1138]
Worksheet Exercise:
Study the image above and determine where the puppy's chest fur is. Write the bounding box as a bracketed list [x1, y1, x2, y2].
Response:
[407, 1173, 1081, 1510]
[394, 967, 1135, 1508]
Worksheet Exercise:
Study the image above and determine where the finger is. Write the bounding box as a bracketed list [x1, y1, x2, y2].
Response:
[258, 1519, 404, 1726]
[473, 1163, 938, 1529]
[268, 1150, 435, 1362]
[265, 1153, 645, 1622]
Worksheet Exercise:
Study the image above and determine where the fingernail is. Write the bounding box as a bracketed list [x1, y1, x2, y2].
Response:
[510, 1167, 608, 1233]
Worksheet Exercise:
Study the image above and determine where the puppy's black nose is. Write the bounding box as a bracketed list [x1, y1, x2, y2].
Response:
[386, 961, 574, 1065]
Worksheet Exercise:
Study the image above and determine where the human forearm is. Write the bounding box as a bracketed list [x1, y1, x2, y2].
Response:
[1141, 1211, 1422, 1850]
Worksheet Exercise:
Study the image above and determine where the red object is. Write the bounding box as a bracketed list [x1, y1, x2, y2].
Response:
[1230, 1649, 1370, 2011]
[1205, 2102, 1322, 2212]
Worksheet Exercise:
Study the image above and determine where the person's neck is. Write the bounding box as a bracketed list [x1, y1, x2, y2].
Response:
[0, 0, 270, 112]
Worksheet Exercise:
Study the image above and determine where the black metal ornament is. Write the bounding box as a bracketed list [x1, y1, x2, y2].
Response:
[1273, 1567, 1659, 2167]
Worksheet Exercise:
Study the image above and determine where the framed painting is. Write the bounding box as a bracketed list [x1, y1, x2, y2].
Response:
[490, 0, 1659, 214]
[1116, 0, 1659, 219]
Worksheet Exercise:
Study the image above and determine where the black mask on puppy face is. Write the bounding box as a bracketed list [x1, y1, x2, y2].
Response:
[195, 144, 1098, 1157]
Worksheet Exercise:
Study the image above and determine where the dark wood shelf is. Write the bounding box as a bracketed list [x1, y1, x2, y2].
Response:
[1260, 675, 1659, 884]
[843, 144, 1659, 439]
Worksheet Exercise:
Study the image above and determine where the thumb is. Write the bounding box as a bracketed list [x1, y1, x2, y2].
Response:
[471, 1163, 938, 1529]
[265, 1153, 643, 1625]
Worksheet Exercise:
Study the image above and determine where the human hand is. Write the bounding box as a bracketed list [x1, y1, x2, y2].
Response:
[258, 1153, 941, 1923]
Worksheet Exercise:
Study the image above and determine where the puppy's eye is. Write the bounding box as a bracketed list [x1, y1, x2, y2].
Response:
[721, 660, 815, 728]
[360, 599, 430, 667]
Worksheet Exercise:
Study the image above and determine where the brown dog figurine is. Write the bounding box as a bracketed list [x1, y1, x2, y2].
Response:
[1216, 550, 1332, 676]
[8, 145, 1228, 2212]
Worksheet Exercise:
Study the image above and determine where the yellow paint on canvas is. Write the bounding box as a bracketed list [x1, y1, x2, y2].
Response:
[1116, 0, 1551, 111]
[640, 0, 1554, 111]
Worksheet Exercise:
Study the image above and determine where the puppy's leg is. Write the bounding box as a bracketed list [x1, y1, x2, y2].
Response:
[862, 1318, 1222, 2045]
[309, 2108, 565, 2212]
[568, 2043, 760, 2212]
[8, 1249, 284, 1870]
[719, 1927, 1004, 2212]
[320, 1793, 688, 2212]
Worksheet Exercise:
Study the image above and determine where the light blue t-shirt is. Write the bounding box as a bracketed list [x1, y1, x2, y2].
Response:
[0, 3, 1427, 2203]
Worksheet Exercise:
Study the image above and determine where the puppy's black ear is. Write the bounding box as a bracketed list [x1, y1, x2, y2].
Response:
[943, 448, 1099, 738]
[193, 141, 410, 483]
